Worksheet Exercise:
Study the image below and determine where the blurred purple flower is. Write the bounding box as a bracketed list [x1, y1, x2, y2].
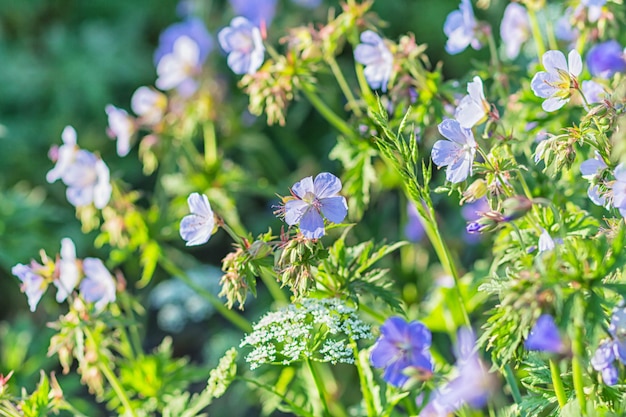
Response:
[218, 17, 265, 75]
[353, 31, 393, 92]
[538, 229, 558, 253]
[370, 317, 433, 388]
[531, 49, 582, 112]
[500, 3, 530, 60]
[156, 35, 202, 94]
[405, 202, 425, 242]
[611, 163, 626, 217]
[420, 328, 493, 415]
[580, 152, 607, 206]
[283, 172, 348, 239]
[461, 197, 489, 222]
[454, 76, 489, 128]
[443, 0, 482, 55]
[229, 0, 277, 27]
[105, 104, 135, 157]
[54, 238, 79, 303]
[609, 306, 626, 363]
[180, 193, 215, 246]
[432, 119, 477, 183]
[154, 18, 213, 66]
[554, 9, 578, 46]
[582, 80, 607, 105]
[79, 258, 116, 312]
[581, 0, 606, 22]
[12, 263, 47, 312]
[131, 86, 168, 126]
[586, 40, 626, 79]
[591, 340, 618, 385]
[525, 314, 565, 353]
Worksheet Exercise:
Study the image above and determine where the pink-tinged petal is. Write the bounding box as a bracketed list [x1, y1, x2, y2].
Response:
[284, 199, 309, 225]
[291, 176, 315, 199]
[320, 196, 347, 224]
[530, 72, 559, 98]
[615, 163, 626, 182]
[187, 193, 212, 217]
[568, 49, 583, 76]
[299, 209, 324, 239]
[313, 172, 342, 198]
[542, 50, 568, 74]
[370, 339, 398, 368]
[432, 140, 460, 167]
[542, 96, 568, 112]
[455, 95, 486, 128]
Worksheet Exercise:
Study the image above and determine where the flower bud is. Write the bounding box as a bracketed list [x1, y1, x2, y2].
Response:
[502, 196, 533, 221]
[247, 240, 272, 259]
[462, 179, 488, 203]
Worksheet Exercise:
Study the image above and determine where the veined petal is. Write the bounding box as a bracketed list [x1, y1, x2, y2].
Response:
[432, 140, 460, 167]
[299, 209, 324, 239]
[320, 196, 347, 224]
[580, 158, 606, 178]
[370, 339, 398, 368]
[614, 163, 626, 182]
[542, 50, 568, 74]
[313, 172, 342, 198]
[437, 119, 473, 145]
[530, 72, 559, 98]
[180, 214, 213, 246]
[455, 95, 486, 128]
[188, 193, 213, 217]
[446, 148, 474, 183]
[407, 321, 432, 348]
[284, 199, 309, 225]
[291, 176, 315, 199]
[568, 49, 583, 76]
[380, 316, 408, 343]
[467, 76, 485, 102]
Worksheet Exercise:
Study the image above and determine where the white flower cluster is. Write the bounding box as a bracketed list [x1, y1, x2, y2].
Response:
[240, 298, 372, 370]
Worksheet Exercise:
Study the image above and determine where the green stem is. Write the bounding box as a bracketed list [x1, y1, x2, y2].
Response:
[158, 255, 252, 333]
[119, 293, 143, 359]
[527, 7, 546, 60]
[351, 340, 377, 417]
[239, 376, 315, 417]
[485, 27, 507, 101]
[503, 364, 524, 412]
[355, 64, 377, 108]
[359, 302, 386, 324]
[306, 358, 331, 417]
[326, 56, 362, 117]
[203, 121, 217, 168]
[549, 359, 567, 409]
[301, 83, 356, 139]
[259, 266, 288, 304]
[572, 325, 587, 415]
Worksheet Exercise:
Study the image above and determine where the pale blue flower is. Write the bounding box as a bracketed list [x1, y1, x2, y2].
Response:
[580, 152, 608, 206]
[586, 40, 626, 78]
[105, 104, 135, 157]
[610, 306, 626, 363]
[582, 80, 607, 105]
[443, 0, 482, 55]
[156, 35, 202, 93]
[46, 126, 78, 184]
[432, 119, 477, 183]
[525, 314, 564, 353]
[611, 163, 626, 217]
[218, 17, 265, 75]
[79, 258, 116, 312]
[353, 31, 393, 92]
[180, 193, 215, 246]
[581, 0, 606, 22]
[53, 238, 79, 303]
[229, 0, 277, 27]
[405, 202, 425, 242]
[454, 76, 489, 128]
[131, 86, 167, 126]
[370, 317, 433, 388]
[154, 18, 213, 66]
[591, 340, 618, 385]
[500, 3, 530, 60]
[62, 150, 112, 209]
[12, 263, 47, 312]
[531, 49, 583, 112]
[284, 172, 348, 239]
[554, 9, 578, 46]
[538, 229, 558, 253]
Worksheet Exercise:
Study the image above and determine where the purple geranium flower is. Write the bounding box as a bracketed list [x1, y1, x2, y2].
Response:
[353, 31, 393, 92]
[500, 3, 530, 60]
[525, 314, 565, 353]
[580, 152, 608, 206]
[79, 258, 116, 312]
[420, 328, 493, 415]
[591, 340, 619, 385]
[582, 80, 607, 105]
[53, 238, 79, 303]
[454, 76, 490, 128]
[586, 40, 626, 79]
[180, 193, 215, 246]
[12, 263, 47, 312]
[154, 18, 213, 66]
[443, 0, 482, 55]
[370, 317, 433, 388]
[432, 119, 477, 183]
[283, 172, 348, 239]
[105, 104, 135, 157]
[611, 163, 626, 217]
[229, 0, 277, 27]
[531, 49, 582, 112]
[218, 17, 265, 75]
